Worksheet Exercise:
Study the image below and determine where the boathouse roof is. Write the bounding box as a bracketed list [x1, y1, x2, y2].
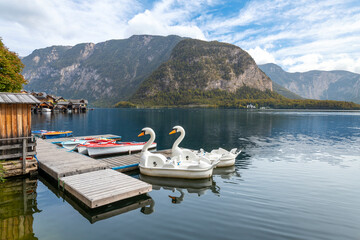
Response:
[0, 92, 40, 104]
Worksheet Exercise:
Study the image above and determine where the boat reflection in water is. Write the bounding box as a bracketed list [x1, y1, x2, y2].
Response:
[39, 175, 154, 224]
[213, 166, 241, 179]
[0, 178, 41, 240]
[140, 175, 219, 204]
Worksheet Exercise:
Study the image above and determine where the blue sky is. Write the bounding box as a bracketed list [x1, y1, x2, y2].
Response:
[1, 0, 360, 73]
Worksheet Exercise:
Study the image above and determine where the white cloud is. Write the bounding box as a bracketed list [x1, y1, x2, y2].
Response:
[201, 0, 360, 73]
[124, 1, 207, 40]
[247, 46, 275, 64]
[1, 0, 360, 74]
[0, 0, 139, 55]
[0, 0, 209, 56]
[285, 54, 360, 73]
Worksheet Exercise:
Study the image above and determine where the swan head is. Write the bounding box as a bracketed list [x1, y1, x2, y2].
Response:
[169, 125, 185, 135]
[138, 127, 155, 137]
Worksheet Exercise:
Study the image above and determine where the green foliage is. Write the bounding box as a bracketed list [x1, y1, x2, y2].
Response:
[0, 161, 6, 182]
[0, 38, 27, 92]
[114, 101, 137, 108]
[130, 86, 360, 110]
[132, 86, 280, 106]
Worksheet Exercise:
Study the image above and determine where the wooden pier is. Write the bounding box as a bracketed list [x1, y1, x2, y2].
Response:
[36, 135, 152, 208]
[40, 174, 153, 223]
[59, 169, 151, 208]
[47, 134, 141, 172]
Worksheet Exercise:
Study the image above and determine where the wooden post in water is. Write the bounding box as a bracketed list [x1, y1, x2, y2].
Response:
[22, 138, 27, 174]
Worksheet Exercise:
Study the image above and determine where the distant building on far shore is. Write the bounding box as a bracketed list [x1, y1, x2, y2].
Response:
[247, 103, 256, 109]
[26, 91, 88, 113]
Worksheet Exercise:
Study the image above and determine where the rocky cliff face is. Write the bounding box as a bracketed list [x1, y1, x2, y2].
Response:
[259, 63, 360, 103]
[22, 35, 183, 105]
[133, 39, 272, 100]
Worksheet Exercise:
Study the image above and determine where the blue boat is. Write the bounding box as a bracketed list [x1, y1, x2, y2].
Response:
[32, 130, 73, 139]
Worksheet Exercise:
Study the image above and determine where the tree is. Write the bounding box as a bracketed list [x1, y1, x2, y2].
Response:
[0, 38, 27, 92]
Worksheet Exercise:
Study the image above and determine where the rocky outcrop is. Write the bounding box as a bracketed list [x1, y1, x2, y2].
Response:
[133, 39, 272, 99]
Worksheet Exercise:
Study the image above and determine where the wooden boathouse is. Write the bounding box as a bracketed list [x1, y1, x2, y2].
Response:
[0, 92, 40, 178]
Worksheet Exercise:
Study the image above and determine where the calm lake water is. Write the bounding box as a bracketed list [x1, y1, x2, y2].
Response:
[2, 109, 360, 240]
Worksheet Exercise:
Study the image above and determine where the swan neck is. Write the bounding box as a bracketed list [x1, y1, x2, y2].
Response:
[172, 129, 185, 151]
[142, 131, 155, 152]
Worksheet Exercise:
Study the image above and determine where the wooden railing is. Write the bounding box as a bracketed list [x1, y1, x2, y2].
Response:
[0, 136, 37, 175]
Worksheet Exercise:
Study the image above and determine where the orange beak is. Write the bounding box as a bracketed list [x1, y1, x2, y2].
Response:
[138, 131, 145, 137]
[169, 129, 176, 135]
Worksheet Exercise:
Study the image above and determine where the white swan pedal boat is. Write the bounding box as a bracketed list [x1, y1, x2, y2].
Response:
[138, 127, 216, 179]
[197, 147, 241, 167]
[169, 126, 240, 168]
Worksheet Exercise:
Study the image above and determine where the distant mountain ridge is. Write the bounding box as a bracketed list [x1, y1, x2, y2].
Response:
[22, 35, 184, 106]
[259, 63, 360, 103]
[21, 35, 309, 107]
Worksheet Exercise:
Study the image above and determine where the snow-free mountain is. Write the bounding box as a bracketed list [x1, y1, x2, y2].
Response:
[22, 35, 282, 106]
[22, 35, 184, 106]
[259, 63, 360, 104]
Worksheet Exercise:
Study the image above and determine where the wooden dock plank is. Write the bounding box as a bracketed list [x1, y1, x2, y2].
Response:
[60, 169, 152, 208]
[98, 153, 141, 170]
[36, 139, 108, 179]
[75, 181, 142, 194]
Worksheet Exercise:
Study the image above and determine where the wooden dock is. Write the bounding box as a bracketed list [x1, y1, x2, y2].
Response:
[48, 134, 142, 172]
[36, 139, 108, 179]
[59, 169, 152, 208]
[40, 174, 153, 223]
[36, 135, 152, 208]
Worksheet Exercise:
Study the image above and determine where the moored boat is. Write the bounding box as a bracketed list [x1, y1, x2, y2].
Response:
[169, 125, 240, 167]
[32, 130, 73, 139]
[42, 108, 52, 112]
[138, 127, 216, 179]
[61, 137, 119, 151]
[196, 148, 241, 167]
[77, 139, 117, 155]
[62, 139, 88, 150]
[208, 148, 241, 167]
[85, 141, 156, 157]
